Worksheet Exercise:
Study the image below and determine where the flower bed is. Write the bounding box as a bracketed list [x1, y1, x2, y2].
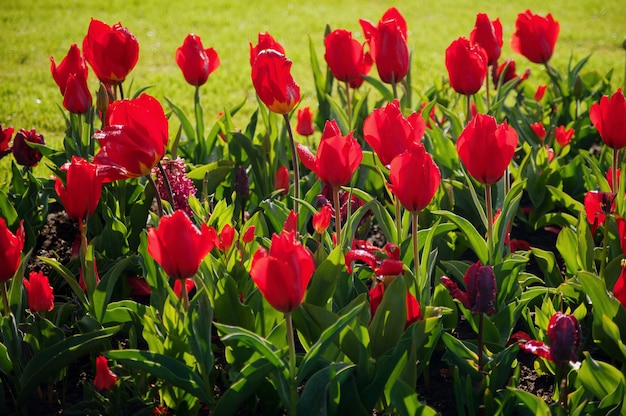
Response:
[0, 6, 625, 415]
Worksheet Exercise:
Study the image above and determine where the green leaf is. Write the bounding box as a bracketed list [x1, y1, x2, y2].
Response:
[578, 352, 626, 402]
[165, 96, 195, 142]
[432, 210, 488, 264]
[93, 255, 134, 322]
[390, 379, 438, 416]
[297, 363, 354, 416]
[0, 343, 12, 375]
[368, 276, 407, 359]
[362, 75, 394, 102]
[504, 387, 550, 416]
[213, 358, 275, 416]
[106, 349, 212, 404]
[37, 256, 88, 308]
[187, 291, 214, 383]
[305, 245, 345, 307]
[556, 227, 579, 275]
[188, 160, 236, 196]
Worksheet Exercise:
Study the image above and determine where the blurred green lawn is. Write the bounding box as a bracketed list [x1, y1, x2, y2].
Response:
[0, 0, 624, 172]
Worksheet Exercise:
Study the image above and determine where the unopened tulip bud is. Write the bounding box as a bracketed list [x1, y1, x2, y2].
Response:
[96, 83, 110, 114]
[547, 312, 581, 364]
[235, 166, 249, 200]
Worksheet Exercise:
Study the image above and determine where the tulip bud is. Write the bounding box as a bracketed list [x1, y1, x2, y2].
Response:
[96, 83, 110, 115]
[23, 271, 55, 313]
[12, 129, 44, 167]
[547, 312, 581, 364]
[235, 166, 250, 200]
[93, 355, 117, 391]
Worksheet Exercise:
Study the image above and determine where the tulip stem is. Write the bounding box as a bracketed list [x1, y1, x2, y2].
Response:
[485, 185, 493, 257]
[333, 187, 342, 247]
[411, 211, 424, 305]
[146, 174, 164, 218]
[395, 197, 402, 245]
[285, 312, 298, 416]
[478, 312, 484, 374]
[283, 114, 300, 216]
[558, 363, 568, 410]
[345, 81, 352, 130]
[1, 283, 10, 317]
[181, 278, 189, 312]
[157, 162, 176, 211]
[485, 75, 491, 110]
[465, 94, 472, 125]
[599, 219, 610, 279]
[391, 74, 397, 100]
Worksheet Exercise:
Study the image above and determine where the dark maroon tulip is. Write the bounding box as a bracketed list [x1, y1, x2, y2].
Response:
[547, 312, 581, 364]
[441, 261, 497, 315]
[12, 129, 44, 167]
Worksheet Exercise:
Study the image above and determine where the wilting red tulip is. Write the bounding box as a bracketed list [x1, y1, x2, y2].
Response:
[359, 7, 409, 84]
[93, 355, 117, 391]
[23, 271, 54, 313]
[176, 34, 220, 87]
[0, 125, 14, 158]
[346, 242, 404, 279]
[363, 99, 426, 166]
[312, 205, 333, 234]
[93, 94, 168, 180]
[83, 19, 139, 85]
[251, 49, 300, 114]
[12, 128, 44, 167]
[555, 125, 574, 147]
[297, 120, 362, 188]
[50, 44, 89, 95]
[469, 13, 503, 66]
[584, 191, 614, 234]
[456, 114, 518, 185]
[589, 89, 626, 151]
[324, 29, 372, 85]
[388, 143, 440, 213]
[147, 210, 215, 280]
[441, 261, 497, 315]
[530, 122, 546, 142]
[519, 312, 581, 364]
[510, 10, 560, 64]
[275, 165, 290, 196]
[445, 37, 488, 96]
[173, 278, 195, 300]
[55, 156, 104, 221]
[250, 215, 315, 313]
[63, 73, 92, 114]
[0, 218, 24, 283]
[296, 107, 315, 136]
[369, 282, 422, 327]
[249, 32, 285, 66]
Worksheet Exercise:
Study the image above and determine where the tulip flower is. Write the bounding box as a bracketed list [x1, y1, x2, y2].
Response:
[363, 99, 426, 167]
[216, 224, 235, 252]
[510, 10, 560, 64]
[296, 120, 362, 188]
[555, 126, 574, 147]
[589, 89, 626, 151]
[324, 29, 372, 85]
[388, 143, 440, 214]
[54, 156, 104, 222]
[492, 58, 530, 87]
[242, 226, 256, 244]
[12, 128, 44, 167]
[534, 85, 547, 101]
[0, 125, 14, 159]
[584, 191, 614, 234]
[296, 107, 315, 137]
[345, 242, 404, 280]
[312, 205, 333, 234]
[235, 166, 250, 201]
[274, 165, 290, 196]
[93, 94, 168, 181]
[614, 267, 626, 310]
[173, 278, 195, 300]
[93, 355, 117, 391]
[251, 49, 300, 115]
[519, 312, 581, 364]
[249, 32, 285, 66]
[359, 7, 409, 85]
[469, 13, 503, 66]
[441, 261, 497, 316]
[0, 218, 25, 284]
[23, 271, 55, 313]
[62, 73, 92, 114]
[457, 114, 517, 186]
[147, 210, 215, 281]
[82, 19, 139, 86]
[250, 216, 315, 313]
[176, 34, 220, 87]
[445, 37, 488, 96]
[50, 43, 89, 96]
[530, 122, 546, 142]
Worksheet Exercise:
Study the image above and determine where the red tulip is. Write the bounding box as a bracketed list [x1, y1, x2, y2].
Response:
[469, 13, 503, 66]
[555, 125, 574, 147]
[614, 267, 626, 310]
[93, 355, 117, 391]
[251, 49, 300, 114]
[0, 218, 25, 283]
[250, 215, 315, 313]
[492, 58, 529, 87]
[173, 278, 195, 300]
[93, 94, 168, 180]
[23, 271, 54, 313]
[519, 312, 581, 364]
[50, 44, 89, 95]
[584, 191, 614, 234]
[363, 99, 425, 166]
[176, 34, 220, 87]
[324, 29, 372, 85]
[589, 89, 626, 151]
[216, 224, 235, 252]
[312, 205, 333, 234]
[249, 32, 285, 66]
[530, 122, 546, 142]
[63, 73, 92, 114]
[359, 7, 409, 84]
[147, 210, 215, 280]
[82, 19, 139, 85]
[510, 10, 560, 64]
[275, 165, 290, 196]
[445, 37, 488, 96]
[388, 143, 440, 213]
[297, 120, 362, 188]
[54, 156, 104, 221]
[456, 114, 518, 185]
[242, 226, 256, 244]
[296, 107, 315, 136]
[12, 128, 44, 167]
[534, 85, 547, 101]
[346, 242, 404, 278]
[0, 125, 14, 158]
[441, 261, 497, 315]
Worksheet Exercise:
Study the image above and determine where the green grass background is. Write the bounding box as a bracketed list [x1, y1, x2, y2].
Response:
[1, 0, 624, 161]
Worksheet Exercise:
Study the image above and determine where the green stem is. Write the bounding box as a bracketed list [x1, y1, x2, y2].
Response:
[395, 197, 402, 245]
[485, 185, 493, 259]
[465, 94, 472, 125]
[157, 162, 175, 211]
[412, 211, 424, 305]
[599, 221, 610, 279]
[284, 114, 300, 216]
[559, 363, 568, 410]
[286, 312, 297, 416]
[1, 283, 10, 317]
[478, 312, 484, 374]
[345, 81, 352, 130]
[485, 74, 491, 111]
[391, 73, 397, 100]
[118, 83, 125, 100]
[147, 174, 164, 218]
[181, 278, 189, 312]
[333, 186, 342, 247]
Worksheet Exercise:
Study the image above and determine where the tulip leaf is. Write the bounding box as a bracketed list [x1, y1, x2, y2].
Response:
[325, 93, 349, 134]
[105, 349, 212, 405]
[297, 363, 354, 416]
[432, 210, 488, 264]
[37, 256, 89, 309]
[503, 387, 550, 416]
[547, 185, 585, 214]
[556, 227, 578, 275]
[164, 96, 196, 143]
[427, 125, 459, 173]
[18, 325, 121, 404]
[187, 160, 236, 196]
[348, 186, 397, 243]
[362, 75, 394, 102]
[186, 290, 214, 383]
[0, 342, 12, 375]
[441, 332, 481, 384]
[305, 245, 345, 307]
[492, 179, 524, 262]
[308, 35, 332, 130]
[578, 352, 626, 403]
[103, 300, 147, 325]
[368, 276, 407, 359]
[390, 379, 438, 416]
[93, 255, 134, 322]
[230, 132, 270, 198]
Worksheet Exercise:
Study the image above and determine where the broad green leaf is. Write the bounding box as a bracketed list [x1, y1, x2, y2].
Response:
[368, 276, 407, 359]
[505, 387, 550, 416]
[556, 227, 578, 275]
[187, 291, 214, 383]
[93, 255, 134, 322]
[432, 210, 488, 264]
[390, 379, 438, 416]
[578, 352, 626, 403]
[305, 245, 345, 307]
[213, 358, 275, 416]
[297, 363, 354, 416]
